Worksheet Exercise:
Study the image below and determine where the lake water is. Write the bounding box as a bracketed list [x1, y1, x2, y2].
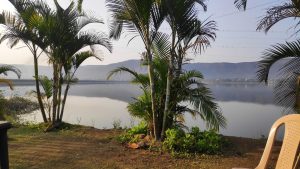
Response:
[1, 82, 285, 139]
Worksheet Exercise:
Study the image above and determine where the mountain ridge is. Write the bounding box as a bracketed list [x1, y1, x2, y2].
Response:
[1, 59, 280, 81]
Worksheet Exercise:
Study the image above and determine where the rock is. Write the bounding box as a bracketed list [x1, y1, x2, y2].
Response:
[127, 141, 147, 149]
[128, 143, 139, 149]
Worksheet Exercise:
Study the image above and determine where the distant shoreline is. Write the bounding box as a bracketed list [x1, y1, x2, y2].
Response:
[0, 79, 273, 86]
[7, 79, 131, 86]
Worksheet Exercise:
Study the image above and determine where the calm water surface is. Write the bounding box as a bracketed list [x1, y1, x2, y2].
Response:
[2, 82, 284, 139]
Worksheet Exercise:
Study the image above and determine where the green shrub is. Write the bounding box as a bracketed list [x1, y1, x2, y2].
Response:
[112, 119, 122, 129]
[127, 121, 147, 135]
[116, 121, 147, 143]
[116, 132, 132, 143]
[163, 127, 224, 155]
[0, 95, 39, 121]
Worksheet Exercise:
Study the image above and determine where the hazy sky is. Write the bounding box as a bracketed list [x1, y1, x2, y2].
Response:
[0, 0, 297, 65]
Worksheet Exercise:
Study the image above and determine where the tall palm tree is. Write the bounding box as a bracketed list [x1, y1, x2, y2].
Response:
[0, 65, 21, 90]
[34, 0, 112, 126]
[108, 57, 225, 135]
[106, 0, 165, 140]
[0, 1, 50, 122]
[1, 0, 111, 126]
[159, 0, 217, 138]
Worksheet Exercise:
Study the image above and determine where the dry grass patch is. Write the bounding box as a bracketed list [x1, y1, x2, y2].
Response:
[8, 125, 279, 169]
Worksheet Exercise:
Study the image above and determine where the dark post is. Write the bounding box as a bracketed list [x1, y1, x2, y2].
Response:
[0, 122, 11, 169]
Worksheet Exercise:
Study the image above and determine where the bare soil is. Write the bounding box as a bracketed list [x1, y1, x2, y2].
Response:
[8, 126, 280, 169]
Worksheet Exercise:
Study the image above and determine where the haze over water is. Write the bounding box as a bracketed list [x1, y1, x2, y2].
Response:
[2, 82, 283, 139]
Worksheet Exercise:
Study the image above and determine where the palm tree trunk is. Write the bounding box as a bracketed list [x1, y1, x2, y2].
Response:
[161, 29, 176, 139]
[60, 83, 70, 122]
[161, 60, 172, 139]
[33, 52, 47, 123]
[147, 51, 160, 141]
[52, 63, 59, 124]
[56, 70, 62, 121]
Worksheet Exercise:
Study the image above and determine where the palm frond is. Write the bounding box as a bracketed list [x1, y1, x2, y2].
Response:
[0, 65, 21, 79]
[107, 66, 149, 88]
[78, 32, 112, 52]
[257, 2, 300, 33]
[187, 84, 226, 130]
[257, 40, 300, 83]
[37, 75, 53, 99]
[152, 32, 171, 60]
[77, 0, 83, 13]
[0, 11, 17, 26]
[0, 79, 14, 90]
[72, 51, 97, 69]
[184, 19, 217, 54]
[234, 0, 247, 10]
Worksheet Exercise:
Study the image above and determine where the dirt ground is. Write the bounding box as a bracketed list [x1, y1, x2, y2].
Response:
[7, 126, 280, 169]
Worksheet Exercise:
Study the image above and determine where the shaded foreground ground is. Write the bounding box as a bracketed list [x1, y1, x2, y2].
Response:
[8, 126, 280, 169]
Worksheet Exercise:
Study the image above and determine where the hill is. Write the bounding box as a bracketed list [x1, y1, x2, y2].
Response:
[2, 59, 282, 81]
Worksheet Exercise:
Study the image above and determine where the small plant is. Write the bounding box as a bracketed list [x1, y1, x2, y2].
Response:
[163, 127, 225, 155]
[127, 121, 147, 135]
[116, 132, 132, 143]
[112, 119, 122, 129]
[0, 94, 39, 121]
[116, 121, 148, 144]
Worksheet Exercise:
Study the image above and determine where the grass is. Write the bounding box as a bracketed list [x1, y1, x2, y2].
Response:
[7, 124, 280, 169]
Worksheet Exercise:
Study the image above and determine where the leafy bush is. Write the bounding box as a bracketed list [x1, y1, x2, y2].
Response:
[0, 94, 39, 121]
[5, 97, 39, 115]
[163, 127, 225, 154]
[117, 121, 147, 143]
[112, 119, 122, 129]
[116, 132, 132, 143]
[127, 121, 147, 135]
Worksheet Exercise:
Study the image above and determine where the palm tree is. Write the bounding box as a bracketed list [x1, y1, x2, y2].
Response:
[34, 0, 112, 126]
[256, 0, 300, 113]
[108, 57, 225, 135]
[1, 0, 111, 126]
[0, 65, 21, 90]
[159, 0, 217, 138]
[257, 41, 300, 113]
[0, 1, 50, 122]
[106, 0, 165, 140]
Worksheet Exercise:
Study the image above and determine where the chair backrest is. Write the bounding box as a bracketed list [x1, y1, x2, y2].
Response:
[256, 114, 300, 169]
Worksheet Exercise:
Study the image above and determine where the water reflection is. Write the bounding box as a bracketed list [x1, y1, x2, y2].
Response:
[21, 96, 137, 129]
[4, 83, 275, 104]
[209, 83, 274, 104]
[2, 82, 285, 138]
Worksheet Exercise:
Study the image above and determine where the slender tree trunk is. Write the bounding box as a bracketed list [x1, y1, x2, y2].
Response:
[56, 70, 62, 121]
[33, 50, 47, 123]
[176, 55, 183, 78]
[52, 63, 59, 125]
[147, 50, 160, 141]
[161, 28, 176, 139]
[161, 60, 173, 139]
[60, 70, 77, 122]
[60, 83, 70, 122]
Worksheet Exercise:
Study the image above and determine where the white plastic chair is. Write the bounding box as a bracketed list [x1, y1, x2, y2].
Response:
[233, 114, 300, 169]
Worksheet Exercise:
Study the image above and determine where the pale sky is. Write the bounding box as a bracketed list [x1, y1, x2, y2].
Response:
[0, 0, 297, 65]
